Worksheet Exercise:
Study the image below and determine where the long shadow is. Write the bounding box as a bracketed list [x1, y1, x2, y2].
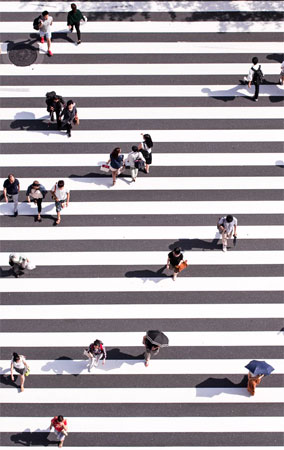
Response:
[267, 53, 284, 63]
[10, 431, 55, 447]
[41, 356, 83, 377]
[6, 38, 38, 51]
[0, 267, 15, 278]
[196, 375, 249, 397]
[0, 373, 19, 389]
[125, 266, 169, 280]
[10, 118, 48, 131]
[29, 32, 75, 44]
[168, 238, 221, 252]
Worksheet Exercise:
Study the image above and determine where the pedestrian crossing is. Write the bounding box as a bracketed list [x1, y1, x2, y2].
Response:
[0, 0, 283, 448]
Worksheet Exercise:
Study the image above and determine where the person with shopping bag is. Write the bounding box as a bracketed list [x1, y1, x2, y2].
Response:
[10, 352, 30, 392]
[107, 147, 124, 186]
[166, 247, 187, 281]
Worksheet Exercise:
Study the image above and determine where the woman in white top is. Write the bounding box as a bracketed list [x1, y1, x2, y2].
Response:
[125, 145, 146, 182]
[138, 133, 153, 174]
[51, 180, 70, 225]
[26, 180, 47, 222]
[10, 352, 29, 392]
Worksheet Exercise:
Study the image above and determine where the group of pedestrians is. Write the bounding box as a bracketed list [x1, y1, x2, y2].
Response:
[2, 176, 70, 225]
[105, 134, 153, 185]
[34, 3, 86, 56]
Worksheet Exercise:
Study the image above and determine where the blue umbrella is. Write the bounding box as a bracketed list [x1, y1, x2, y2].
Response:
[245, 360, 275, 376]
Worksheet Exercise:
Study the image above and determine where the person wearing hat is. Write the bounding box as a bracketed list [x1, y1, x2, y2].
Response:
[125, 145, 146, 182]
[217, 215, 238, 252]
[26, 181, 47, 222]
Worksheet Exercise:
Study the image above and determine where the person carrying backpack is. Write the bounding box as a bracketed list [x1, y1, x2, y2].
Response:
[244, 56, 264, 102]
[85, 339, 106, 371]
[38, 11, 53, 56]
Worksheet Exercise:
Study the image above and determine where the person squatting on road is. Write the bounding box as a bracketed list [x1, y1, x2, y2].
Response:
[244, 56, 264, 102]
[67, 3, 86, 45]
[2, 173, 20, 217]
[38, 10, 53, 56]
[50, 415, 68, 448]
[86, 339, 107, 371]
[51, 180, 70, 225]
[45, 92, 65, 129]
[26, 180, 47, 222]
[10, 352, 30, 392]
[217, 215, 238, 252]
[59, 100, 79, 137]
[247, 372, 264, 396]
[9, 254, 36, 278]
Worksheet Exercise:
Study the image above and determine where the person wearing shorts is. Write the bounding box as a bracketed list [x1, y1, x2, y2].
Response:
[50, 416, 68, 448]
[39, 10, 53, 56]
[51, 180, 70, 225]
[10, 352, 30, 392]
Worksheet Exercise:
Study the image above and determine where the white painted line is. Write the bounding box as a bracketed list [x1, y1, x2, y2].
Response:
[0, 64, 282, 76]
[1, 303, 283, 320]
[1, 1, 283, 12]
[1, 153, 283, 167]
[1, 359, 283, 375]
[2, 107, 284, 120]
[0, 129, 283, 143]
[0, 84, 282, 97]
[0, 201, 283, 216]
[2, 41, 283, 55]
[0, 277, 283, 293]
[1, 331, 282, 347]
[0, 416, 283, 432]
[1, 177, 283, 192]
[0, 225, 283, 241]
[1, 21, 284, 33]
[1, 251, 283, 268]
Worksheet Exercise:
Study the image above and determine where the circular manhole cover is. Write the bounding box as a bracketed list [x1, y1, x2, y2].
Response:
[8, 43, 37, 66]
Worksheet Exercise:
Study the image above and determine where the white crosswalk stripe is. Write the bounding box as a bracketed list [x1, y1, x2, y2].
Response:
[0, 0, 283, 448]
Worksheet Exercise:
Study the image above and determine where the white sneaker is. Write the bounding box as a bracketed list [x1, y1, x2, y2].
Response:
[222, 245, 227, 252]
[243, 76, 248, 82]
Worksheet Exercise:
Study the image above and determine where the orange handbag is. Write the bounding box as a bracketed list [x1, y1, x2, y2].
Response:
[176, 260, 188, 273]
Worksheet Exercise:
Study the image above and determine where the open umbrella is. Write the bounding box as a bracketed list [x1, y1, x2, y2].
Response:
[146, 330, 169, 347]
[245, 360, 275, 376]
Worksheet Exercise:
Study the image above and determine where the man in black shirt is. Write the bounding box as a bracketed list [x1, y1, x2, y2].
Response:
[143, 335, 160, 367]
[167, 247, 184, 281]
[46, 94, 65, 129]
[3, 174, 20, 216]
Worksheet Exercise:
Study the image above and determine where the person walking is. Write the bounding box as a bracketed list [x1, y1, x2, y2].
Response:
[10, 352, 30, 392]
[279, 61, 284, 85]
[67, 3, 86, 45]
[244, 56, 264, 102]
[247, 372, 264, 396]
[217, 215, 238, 252]
[138, 133, 153, 174]
[26, 180, 47, 222]
[9, 253, 36, 277]
[125, 145, 146, 182]
[86, 339, 107, 372]
[38, 10, 53, 56]
[59, 100, 79, 137]
[51, 180, 70, 225]
[107, 147, 124, 186]
[143, 334, 160, 367]
[3, 174, 20, 217]
[46, 92, 65, 129]
[167, 247, 185, 281]
[50, 416, 68, 448]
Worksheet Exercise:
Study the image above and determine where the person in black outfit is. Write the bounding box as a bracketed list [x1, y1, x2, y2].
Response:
[143, 335, 160, 367]
[67, 3, 86, 45]
[59, 100, 78, 137]
[167, 247, 184, 281]
[46, 94, 65, 128]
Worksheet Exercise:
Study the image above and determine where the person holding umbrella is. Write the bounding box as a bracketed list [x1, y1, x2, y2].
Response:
[245, 360, 274, 396]
[143, 330, 169, 367]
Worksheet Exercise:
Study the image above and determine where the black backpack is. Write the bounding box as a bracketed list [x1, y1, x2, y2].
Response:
[45, 91, 56, 108]
[252, 65, 264, 84]
[135, 159, 145, 170]
[33, 15, 42, 30]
